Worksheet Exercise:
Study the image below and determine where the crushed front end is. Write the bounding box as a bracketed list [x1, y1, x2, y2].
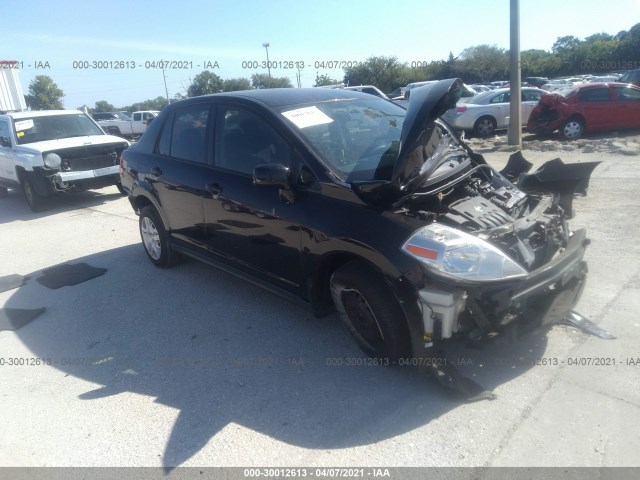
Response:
[397, 143, 599, 348]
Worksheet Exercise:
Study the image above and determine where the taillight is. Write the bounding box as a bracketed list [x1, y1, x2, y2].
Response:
[119, 154, 125, 177]
[456, 106, 468, 113]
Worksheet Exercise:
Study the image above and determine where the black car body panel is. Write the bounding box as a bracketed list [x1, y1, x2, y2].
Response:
[121, 81, 597, 360]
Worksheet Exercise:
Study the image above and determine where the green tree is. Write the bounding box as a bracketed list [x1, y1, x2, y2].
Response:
[187, 71, 224, 97]
[25, 75, 64, 110]
[94, 100, 116, 112]
[314, 73, 340, 87]
[223, 77, 252, 92]
[343, 56, 408, 93]
[251, 74, 293, 89]
[458, 44, 508, 82]
[551, 35, 583, 75]
[121, 96, 168, 114]
[614, 23, 640, 61]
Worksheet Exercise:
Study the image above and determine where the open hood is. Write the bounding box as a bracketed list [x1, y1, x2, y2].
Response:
[352, 79, 465, 205]
[392, 78, 465, 190]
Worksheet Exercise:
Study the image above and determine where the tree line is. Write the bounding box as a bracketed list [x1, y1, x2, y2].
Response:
[22, 22, 639, 111]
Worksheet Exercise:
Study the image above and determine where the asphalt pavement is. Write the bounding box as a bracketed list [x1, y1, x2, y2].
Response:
[0, 149, 639, 475]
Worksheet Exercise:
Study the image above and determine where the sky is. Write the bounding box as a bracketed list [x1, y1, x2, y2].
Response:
[4, 0, 640, 109]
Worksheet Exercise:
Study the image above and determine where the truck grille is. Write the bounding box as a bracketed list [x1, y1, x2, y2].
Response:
[46, 143, 127, 172]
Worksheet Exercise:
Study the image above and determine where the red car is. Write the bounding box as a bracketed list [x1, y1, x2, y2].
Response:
[527, 82, 640, 139]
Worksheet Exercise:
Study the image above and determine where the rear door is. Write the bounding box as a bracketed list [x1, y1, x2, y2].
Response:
[146, 103, 213, 248]
[487, 91, 510, 128]
[0, 119, 18, 185]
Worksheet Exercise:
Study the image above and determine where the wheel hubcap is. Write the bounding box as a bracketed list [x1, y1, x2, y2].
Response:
[477, 119, 494, 136]
[140, 217, 161, 260]
[342, 290, 384, 350]
[564, 122, 582, 139]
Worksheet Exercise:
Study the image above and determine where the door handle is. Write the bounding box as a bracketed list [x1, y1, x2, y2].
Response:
[150, 166, 163, 176]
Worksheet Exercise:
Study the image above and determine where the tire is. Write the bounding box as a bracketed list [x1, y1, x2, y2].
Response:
[330, 261, 412, 361]
[473, 116, 497, 137]
[0, 186, 8, 198]
[139, 205, 177, 267]
[561, 117, 584, 140]
[20, 173, 44, 211]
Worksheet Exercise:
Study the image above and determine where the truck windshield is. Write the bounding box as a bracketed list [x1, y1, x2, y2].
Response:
[13, 114, 104, 145]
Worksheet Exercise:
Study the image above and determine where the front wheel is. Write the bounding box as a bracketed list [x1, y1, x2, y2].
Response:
[20, 174, 44, 211]
[330, 261, 412, 361]
[139, 205, 177, 267]
[561, 118, 584, 140]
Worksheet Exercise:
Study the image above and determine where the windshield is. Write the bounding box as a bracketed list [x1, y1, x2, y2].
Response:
[13, 114, 104, 145]
[279, 98, 405, 182]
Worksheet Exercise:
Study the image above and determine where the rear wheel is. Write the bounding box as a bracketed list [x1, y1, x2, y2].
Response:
[330, 261, 412, 361]
[473, 116, 497, 137]
[561, 117, 584, 140]
[139, 205, 177, 267]
[20, 173, 44, 211]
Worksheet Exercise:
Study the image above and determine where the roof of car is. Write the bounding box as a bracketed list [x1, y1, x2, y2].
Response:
[3, 110, 82, 119]
[178, 88, 370, 109]
[571, 82, 638, 90]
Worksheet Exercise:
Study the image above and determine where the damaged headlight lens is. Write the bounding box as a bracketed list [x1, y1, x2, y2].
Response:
[43, 153, 61, 169]
[401, 223, 527, 281]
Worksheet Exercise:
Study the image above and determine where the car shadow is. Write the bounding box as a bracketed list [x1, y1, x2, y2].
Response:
[0, 186, 126, 224]
[5, 244, 550, 469]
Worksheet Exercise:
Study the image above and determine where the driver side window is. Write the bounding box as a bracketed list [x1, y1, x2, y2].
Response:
[215, 108, 290, 175]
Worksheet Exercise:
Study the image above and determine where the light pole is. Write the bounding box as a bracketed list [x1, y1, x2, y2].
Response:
[262, 42, 271, 79]
[508, 0, 522, 148]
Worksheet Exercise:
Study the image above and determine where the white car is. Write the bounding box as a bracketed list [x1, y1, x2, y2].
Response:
[440, 87, 546, 136]
[0, 110, 129, 210]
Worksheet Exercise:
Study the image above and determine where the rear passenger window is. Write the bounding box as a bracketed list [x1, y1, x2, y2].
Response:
[155, 105, 211, 164]
[490, 92, 510, 104]
[156, 112, 174, 156]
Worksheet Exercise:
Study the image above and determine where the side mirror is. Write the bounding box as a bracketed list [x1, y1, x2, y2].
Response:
[253, 163, 290, 188]
[0, 136, 11, 148]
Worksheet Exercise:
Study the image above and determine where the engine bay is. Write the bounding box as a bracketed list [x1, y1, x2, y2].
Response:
[401, 169, 571, 272]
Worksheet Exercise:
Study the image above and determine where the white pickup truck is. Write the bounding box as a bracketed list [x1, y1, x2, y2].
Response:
[0, 110, 130, 211]
[94, 110, 159, 138]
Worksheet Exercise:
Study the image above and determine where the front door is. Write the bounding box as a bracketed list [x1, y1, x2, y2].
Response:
[202, 106, 303, 293]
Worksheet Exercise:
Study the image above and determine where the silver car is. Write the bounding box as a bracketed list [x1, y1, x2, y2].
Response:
[440, 87, 545, 136]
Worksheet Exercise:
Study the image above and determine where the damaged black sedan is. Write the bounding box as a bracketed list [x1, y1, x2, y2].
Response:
[120, 79, 599, 392]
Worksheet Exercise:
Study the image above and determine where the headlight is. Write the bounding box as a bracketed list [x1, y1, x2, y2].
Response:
[43, 153, 61, 169]
[401, 223, 527, 281]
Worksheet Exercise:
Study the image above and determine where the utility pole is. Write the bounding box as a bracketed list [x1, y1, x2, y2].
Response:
[263, 42, 271, 79]
[296, 66, 301, 88]
[162, 67, 170, 104]
[508, 0, 522, 147]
